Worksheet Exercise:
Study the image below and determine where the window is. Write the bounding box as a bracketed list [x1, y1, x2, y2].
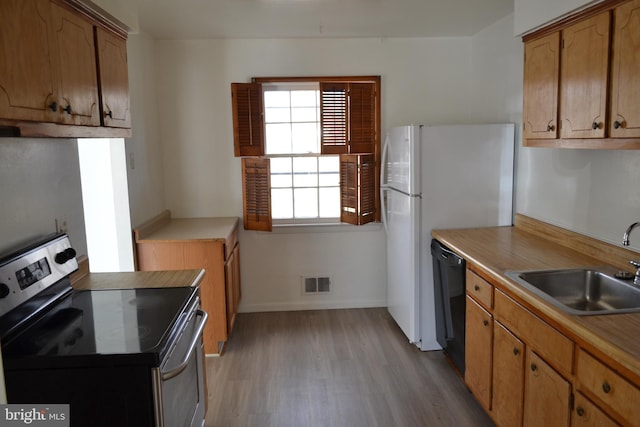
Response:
[232, 76, 380, 231]
[263, 83, 340, 224]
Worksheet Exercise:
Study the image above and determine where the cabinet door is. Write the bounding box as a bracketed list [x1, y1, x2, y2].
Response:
[523, 32, 560, 139]
[572, 392, 618, 427]
[96, 27, 131, 128]
[465, 295, 493, 412]
[49, 2, 99, 126]
[0, 0, 59, 123]
[560, 12, 610, 139]
[609, 0, 640, 138]
[492, 322, 525, 427]
[523, 349, 571, 427]
[224, 243, 241, 334]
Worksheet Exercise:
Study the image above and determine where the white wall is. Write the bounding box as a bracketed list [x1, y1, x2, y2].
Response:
[126, 32, 165, 228]
[127, 11, 640, 313]
[150, 36, 474, 312]
[514, 0, 602, 35]
[0, 138, 87, 255]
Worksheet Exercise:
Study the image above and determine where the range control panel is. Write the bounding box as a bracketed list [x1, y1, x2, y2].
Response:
[0, 234, 78, 317]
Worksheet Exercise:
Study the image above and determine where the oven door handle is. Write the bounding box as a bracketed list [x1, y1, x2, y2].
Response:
[162, 309, 208, 381]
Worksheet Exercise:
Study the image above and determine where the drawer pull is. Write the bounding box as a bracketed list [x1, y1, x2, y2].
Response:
[530, 363, 537, 372]
[474, 285, 480, 291]
[483, 319, 489, 326]
[513, 348, 519, 356]
[576, 407, 584, 417]
[602, 382, 611, 394]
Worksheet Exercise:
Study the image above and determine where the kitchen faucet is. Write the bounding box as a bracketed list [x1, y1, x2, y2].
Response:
[622, 222, 640, 246]
[622, 222, 640, 286]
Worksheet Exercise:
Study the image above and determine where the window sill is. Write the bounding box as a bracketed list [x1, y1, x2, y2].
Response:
[270, 221, 382, 234]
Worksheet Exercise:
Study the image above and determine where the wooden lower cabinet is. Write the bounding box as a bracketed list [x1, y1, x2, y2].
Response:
[572, 392, 618, 427]
[134, 214, 241, 355]
[576, 348, 640, 425]
[224, 242, 241, 334]
[465, 295, 493, 412]
[492, 322, 525, 427]
[523, 349, 571, 427]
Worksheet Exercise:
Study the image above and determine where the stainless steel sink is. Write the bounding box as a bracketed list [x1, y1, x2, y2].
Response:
[505, 267, 640, 315]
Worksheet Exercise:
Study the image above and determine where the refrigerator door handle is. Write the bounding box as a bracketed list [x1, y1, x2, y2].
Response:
[380, 135, 391, 235]
[381, 135, 390, 187]
[381, 187, 389, 234]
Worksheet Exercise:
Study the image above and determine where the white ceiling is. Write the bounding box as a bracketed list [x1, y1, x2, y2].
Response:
[135, 0, 514, 39]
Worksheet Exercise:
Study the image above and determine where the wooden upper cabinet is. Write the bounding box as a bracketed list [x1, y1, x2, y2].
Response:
[609, 0, 640, 138]
[49, 1, 99, 126]
[560, 11, 610, 139]
[0, 0, 131, 136]
[96, 27, 131, 128]
[523, 32, 560, 139]
[0, 0, 59, 123]
[231, 83, 265, 157]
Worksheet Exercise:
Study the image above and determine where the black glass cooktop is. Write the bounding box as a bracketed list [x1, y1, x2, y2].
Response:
[2, 287, 197, 368]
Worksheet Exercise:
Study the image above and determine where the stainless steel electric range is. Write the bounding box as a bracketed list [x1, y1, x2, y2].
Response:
[0, 233, 208, 427]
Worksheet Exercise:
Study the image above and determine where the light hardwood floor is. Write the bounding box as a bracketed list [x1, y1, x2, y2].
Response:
[205, 308, 494, 427]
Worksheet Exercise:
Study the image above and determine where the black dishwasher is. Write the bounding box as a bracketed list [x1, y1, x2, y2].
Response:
[431, 239, 466, 374]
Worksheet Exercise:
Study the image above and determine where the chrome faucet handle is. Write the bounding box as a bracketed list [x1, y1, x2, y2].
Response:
[623, 222, 640, 246]
[630, 260, 640, 286]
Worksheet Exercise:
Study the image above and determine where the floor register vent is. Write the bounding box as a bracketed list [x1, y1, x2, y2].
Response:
[303, 276, 331, 294]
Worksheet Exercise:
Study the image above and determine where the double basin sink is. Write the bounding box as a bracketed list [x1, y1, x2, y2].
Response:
[506, 267, 640, 316]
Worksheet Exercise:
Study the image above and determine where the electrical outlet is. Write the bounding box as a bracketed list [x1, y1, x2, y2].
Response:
[55, 219, 68, 234]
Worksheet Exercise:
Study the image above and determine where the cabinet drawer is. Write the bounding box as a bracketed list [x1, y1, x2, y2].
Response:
[466, 269, 493, 309]
[225, 226, 238, 260]
[572, 392, 618, 427]
[494, 289, 574, 377]
[576, 349, 640, 424]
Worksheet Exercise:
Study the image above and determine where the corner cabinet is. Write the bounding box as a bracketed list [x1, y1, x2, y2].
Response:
[522, 0, 640, 148]
[0, 0, 131, 137]
[134, 212, 242, 355]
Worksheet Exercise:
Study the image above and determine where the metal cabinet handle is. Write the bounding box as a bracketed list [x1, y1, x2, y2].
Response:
[63, 105, 72, 114]
[48, 101, 58, 112]
[614, 120, 623, 129]
[474, 285, 480, 291]
[105, 110, 113, 118]
[482, 319, 489, 326]
[530, 363, 537, 372]
[592, 121, 600, 130]
[513, 348, 519, 356]
[547, 124, 555, 132]
[576, 407, 585, 417]
[602, 381, 611, 394]
[161, 309, 208, 380]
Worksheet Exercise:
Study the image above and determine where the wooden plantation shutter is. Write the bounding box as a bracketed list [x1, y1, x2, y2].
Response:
[340, 154, 376, 225]
[348, 83, 376, 154]
[231, 83, 264, 157]
[320, 81, 376, 155]
[242, 157, 272, 231]
[320, 82, 348, 154]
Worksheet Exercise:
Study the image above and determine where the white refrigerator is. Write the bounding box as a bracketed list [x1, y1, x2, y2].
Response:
[381, 124, 515, 351]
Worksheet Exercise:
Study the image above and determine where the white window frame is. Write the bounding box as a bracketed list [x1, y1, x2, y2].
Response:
[263, 83, 341, 225]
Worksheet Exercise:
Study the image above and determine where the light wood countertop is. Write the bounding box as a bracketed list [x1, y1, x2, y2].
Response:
[133, 210, 239, 243]
[72, 269, 205, 291]
[432, 215, 640, 384]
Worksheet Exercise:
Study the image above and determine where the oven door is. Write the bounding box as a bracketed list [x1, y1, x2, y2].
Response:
[153, 301, 208, 427]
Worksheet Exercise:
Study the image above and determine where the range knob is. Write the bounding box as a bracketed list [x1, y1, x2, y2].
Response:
[54, 247, 77, 264]
[0, 283, 10, 299]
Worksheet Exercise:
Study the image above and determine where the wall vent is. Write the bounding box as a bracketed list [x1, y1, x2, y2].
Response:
[302, 276, 331, 294]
